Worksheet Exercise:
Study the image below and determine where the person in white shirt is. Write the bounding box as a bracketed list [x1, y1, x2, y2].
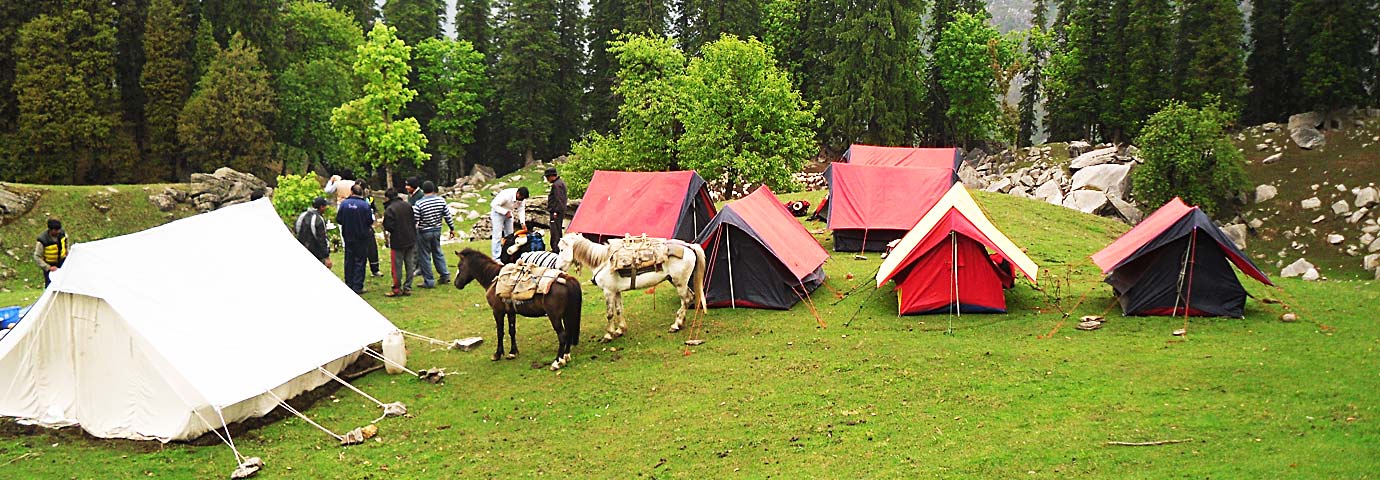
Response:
[489, 186, 529, 260]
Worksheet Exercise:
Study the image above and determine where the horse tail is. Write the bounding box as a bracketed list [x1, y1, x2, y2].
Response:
[564, 278, 582, 346]
[689, 243, 708, 312]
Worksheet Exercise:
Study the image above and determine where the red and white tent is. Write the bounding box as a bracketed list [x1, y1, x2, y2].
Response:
[876, 183, 1038, 315]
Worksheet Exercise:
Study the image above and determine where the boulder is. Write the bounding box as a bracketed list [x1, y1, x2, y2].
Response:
[1331, 200, 1351, 215]
[1356, 187, 1378, 208]
[469, 164, 497, 184]
[958, 165, 987, 189]
[1288, 111, 1322, 131]
[163, 187, 188, 203]
[1302, 268, 1320, 281]
[1300, 197, 1322, 209]
[1369, 237, 1380, 253]
[0, 184, 35, 219]
[1070, 164, 1132, 198]
[1326, 234, 1345, 244]
[1066, 141, 1093, 158]
[1221, 224, 1248, 250]
[984, 178, 1013, 193]
[1261, 152, 1282, 164]
[1254, 184, 1277, 203]
[1033, 179, 1063, 206]
[212, 167, 267, 191]
[148, 194, 177, 212]
[1280, 258, 1316, 278]
[1364, 253, 1380, 271]
[1261, 122, 1281, 132]
[1350, 209, 1371, 224]
[1108, 196, 1143, 224]
[1062, 190, 1108, 214]
[1069, 146, 1118, 170]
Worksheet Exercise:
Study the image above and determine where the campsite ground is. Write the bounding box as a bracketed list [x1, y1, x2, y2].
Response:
[1, 181, 1378, 478]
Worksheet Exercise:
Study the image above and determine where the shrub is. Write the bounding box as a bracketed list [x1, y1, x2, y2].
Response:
[1132, 101, 1247, 216]
[271, 173, 324, 223]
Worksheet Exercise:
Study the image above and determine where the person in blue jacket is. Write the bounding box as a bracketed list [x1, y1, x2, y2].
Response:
[335, 184, 375, 294]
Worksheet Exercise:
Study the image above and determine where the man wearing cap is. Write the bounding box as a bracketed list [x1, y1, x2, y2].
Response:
[544, 168, 567, 253]
[34, 219, 71, 286]
[296, 197, 333, 268]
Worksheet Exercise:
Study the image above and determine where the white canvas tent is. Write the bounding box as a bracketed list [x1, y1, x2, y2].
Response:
[0, 200, 398, 442]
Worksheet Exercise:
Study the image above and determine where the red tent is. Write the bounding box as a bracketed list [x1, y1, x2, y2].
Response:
[1091, 198, 1272, 317]
[844, 144, 963, 173]
[823, 163, 954, 251]
[876, 183, 1039, 315]
[695, 186, 828, 309]
[567, 171, 717, 242]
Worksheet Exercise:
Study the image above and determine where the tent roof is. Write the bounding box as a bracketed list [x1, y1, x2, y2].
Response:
[705, 186, 827, 280]
[843, 144, 962, 171]
[1091, 197, 1272, 285]
[33, 200, 397, 408]
[877, 183, 1039, 286]
[567, 170, 715, 239]
[825, 163, 954, 231]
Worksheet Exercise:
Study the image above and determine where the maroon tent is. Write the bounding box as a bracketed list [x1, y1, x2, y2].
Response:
[821, 163, 954, 251]
[567, 171, 716, 242]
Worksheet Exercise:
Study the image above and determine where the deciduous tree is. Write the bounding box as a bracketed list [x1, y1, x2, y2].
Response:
[330, 23, 429, 188]
[1132, 101, 1246, 216]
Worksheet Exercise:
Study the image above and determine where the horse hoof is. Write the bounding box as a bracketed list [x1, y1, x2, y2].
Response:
[505, 353, 518, 360]
[601, 334, 614, 342]
[550, 362, 561, 371]
[668, 325, 681, 333]
[491, 354, 502, 361]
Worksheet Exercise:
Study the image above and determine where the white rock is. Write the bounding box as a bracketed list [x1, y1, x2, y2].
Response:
[1347, 209, 1368, 224]
[1069, 146, 1118, 170]
[1248, 218, 1263, 229]
[1370, 237, 1380, 253]
[1301, 268, 1320, 281]
[1062, 190, 1108, 214]
[985, 178, 1013, 193]
[1261, 152, 1282, 164]
[1363, 225, 1380, 234]
[1336, 184, 1348, 192]
[1331, 200, 1351, 215]
[1326, 234, 1345, 244]
[1108, 196, 1143, 224]
[1255, 184, 1277, 203]
[1356, 187, 1378, 208]
[1070, 164, 1132, 198]
[1221, 224, 1248, 250]
[1310, 215, 1326, 224]
[1365, 253, 1380, 271]
[1281, 258, 1316, 278]
[1363, 232, 1376, 245]
[1255, 144, 1269, 151]
[1033, 180, 1063, 206]
[1300, 197, 1322, 209]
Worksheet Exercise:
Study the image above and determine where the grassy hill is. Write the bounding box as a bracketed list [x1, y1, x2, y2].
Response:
[1, 175, 1376, 478]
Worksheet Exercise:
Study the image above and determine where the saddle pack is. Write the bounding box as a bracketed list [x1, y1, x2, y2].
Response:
[607, 235, 681, 272]
[494, 263, 566, 302]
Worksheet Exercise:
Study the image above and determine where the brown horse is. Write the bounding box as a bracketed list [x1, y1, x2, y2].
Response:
[452, 249, 583, 370]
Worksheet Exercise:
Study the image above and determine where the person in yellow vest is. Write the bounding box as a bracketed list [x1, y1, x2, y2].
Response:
[34, 219, 70, 286]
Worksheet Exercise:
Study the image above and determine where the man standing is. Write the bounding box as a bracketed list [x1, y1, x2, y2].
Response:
[324, 175, 355, 205]
[544, 168, 567, 253]
[382, 188, 418, 297]
[489, 186, 529, 261]
[404, 177, 424, 205]
[295, 197, 333, 268]
[361, 182, 383, 277]
[412, 181, 457, 288]
[336, 184, 375, 294]
[34, 219, 70, 286]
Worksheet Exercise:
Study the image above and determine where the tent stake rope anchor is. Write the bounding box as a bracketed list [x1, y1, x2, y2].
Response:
[264, 390, 344, 443]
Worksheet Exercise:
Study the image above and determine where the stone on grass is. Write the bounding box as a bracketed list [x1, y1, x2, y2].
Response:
[1300, 197, 1321, 209]
[1332, 200, 1351, 215]
[1356, 187, 1378, 208]
[1326, 234, 1344, 244]
[1221, 224, 1248, 250]
[1069, 146, 1118, 170]
[1281, 258, 1315, 278]
[1070, 164, 1132, 198]
[1062, 190, 1108, 214]
[1255, 184, 1277, 202]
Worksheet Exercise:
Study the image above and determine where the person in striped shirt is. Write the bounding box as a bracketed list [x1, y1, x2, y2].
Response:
[411, 181, 457, 288]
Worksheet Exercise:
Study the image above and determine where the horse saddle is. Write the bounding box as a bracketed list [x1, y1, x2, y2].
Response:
[494, 263, 566, 302]
[607, 235, 679, 273]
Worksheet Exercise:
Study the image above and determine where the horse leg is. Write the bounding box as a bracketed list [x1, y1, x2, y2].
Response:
[548, 312, 564, 371]
[671, 278, 691, 333]
[506, 312, 518, 359]
[491, 308, 505, 362]
[601, 289, 617, 342]
[613, 290, 627, 338]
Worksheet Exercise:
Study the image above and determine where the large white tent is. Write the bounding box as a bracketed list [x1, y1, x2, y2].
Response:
[0, 200, 398, 442]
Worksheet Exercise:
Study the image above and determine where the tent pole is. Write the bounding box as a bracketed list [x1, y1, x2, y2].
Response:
[726, 228, 736, 308]
[1181, 229, 1199, 335]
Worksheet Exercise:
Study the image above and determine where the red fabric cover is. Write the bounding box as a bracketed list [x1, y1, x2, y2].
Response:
[846, 145, 960, 171]
[879, 209, 1028, 285]
[826, 164, 953, 231]
[567, 171, 715, 239]
[895, 234, 1008, 314]
[1091, 197, 1271, 285]
[723, 186, 829, 280]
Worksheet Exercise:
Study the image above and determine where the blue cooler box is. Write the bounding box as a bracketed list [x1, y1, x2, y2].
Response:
[0, 306, 22, 329]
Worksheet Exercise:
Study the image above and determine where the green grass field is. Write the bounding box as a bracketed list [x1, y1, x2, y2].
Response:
[0, 182, 1377, 478]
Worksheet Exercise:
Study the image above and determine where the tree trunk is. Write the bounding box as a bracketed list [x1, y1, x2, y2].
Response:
[385, 164, 394, 190]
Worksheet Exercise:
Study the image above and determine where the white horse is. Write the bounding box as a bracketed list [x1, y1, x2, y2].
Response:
[558, 234, 707, 342]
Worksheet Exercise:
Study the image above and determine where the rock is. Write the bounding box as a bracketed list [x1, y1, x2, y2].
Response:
[1066, 141, 1093, 158]
[148, 194, 177, 212]
[1301, 268, 1320, 281]
[1248, 218, 1263, 229]
[1261, 122, 1281, 132]
[1062, 190, 1108, 214]
[1288, 111, 1322, 131]
[1070, 164, 1132, 199]
[1369, 237, 1380, 253]
[1254, 143, 1269, 151]
[1281, 258, 1315, 278]
[1254, 184, 1277, 203]
[1019, 174, 1037, 187]
[1331, 200, 1351, 215]
[958, 164, 987, 189]
[1033, 179, 1063, 206]
[1364, 253, 1380, 271]
[1326, 234, 1344, 244]
[1069, 146, 1118, 170]
[1310, 215, 1326, 224]
[1300, 197, 1322, 209]
[1221, 224, 1248, 250]
[1261, 152, 1282, 164]
[163, 187, 188, 203]
[0, 184, 36, 219]
[1356, 187, 1378, 208]
[1280, 313, 1298, 323]
[1290, 125, 1326, 149]
[984, 178, 1013, 193]
[1347, 208, 1368, 224]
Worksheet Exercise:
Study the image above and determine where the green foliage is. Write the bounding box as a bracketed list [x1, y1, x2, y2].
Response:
[1132, 101, 1247, 215]
[586, 0, 671, 133]
[933, 12, 1007, 147]
[271, 173, 326, 221]
[141, 0, 193, 181]
[381, 0, 443, 46]
[454, 0, 493, 54]
[330, 23, 429, 179]
[1017, 23, 1051, 147]
[191, 16, 220, 81]
[1285, 0, 1377, 114]
[201, 0, 284, 70]
[278, 1, 363, 173]
[675, 0, 764, 55]
[0, 2, 40, 130]
[1174, 0, 1246, 113]
[1244, 0, 1291, 123]
[413, 38, 489, 169]
[551, 0, 587, 155]
[819, 0, 926, 147]
[178, 33, 278, 178]
[1115, 0, 1174, 140]
[923, 0, 990, 146]
[678, 35, 818, 196]
[494, 0, 562, 165]
[329, 0, 378, 30]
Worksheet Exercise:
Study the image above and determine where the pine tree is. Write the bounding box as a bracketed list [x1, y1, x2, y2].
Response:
[201, 0, 284, 70]
[819, 0, 926, 147]
[1044, 0, 1114, 142]
[552, 0, 587, 151]
[0, 2, 40, 131]
[179, 33, 278, 178]
[1244, 0, 1292, 123]
[141, 0, 194, 180]
[12, 3, 131, 183]
[1017, 0, 1050, 147]
[115, 0, 149, 155]
[587, 0, 670, 134]
[495, 0, 563, 167]
[329, 0, 378, 29]
[923, 0, 988, 145]
[1286, 0, 1376, 115]
[1175, 0, 1246, 114]
[192, 17, 219, 81]
[454, 0, 493, 54]
[675, 0, 764, 55]
[381, 0, 443, 46]
[762, 0, 841, 120]
[1116, 0, 1173, 139]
